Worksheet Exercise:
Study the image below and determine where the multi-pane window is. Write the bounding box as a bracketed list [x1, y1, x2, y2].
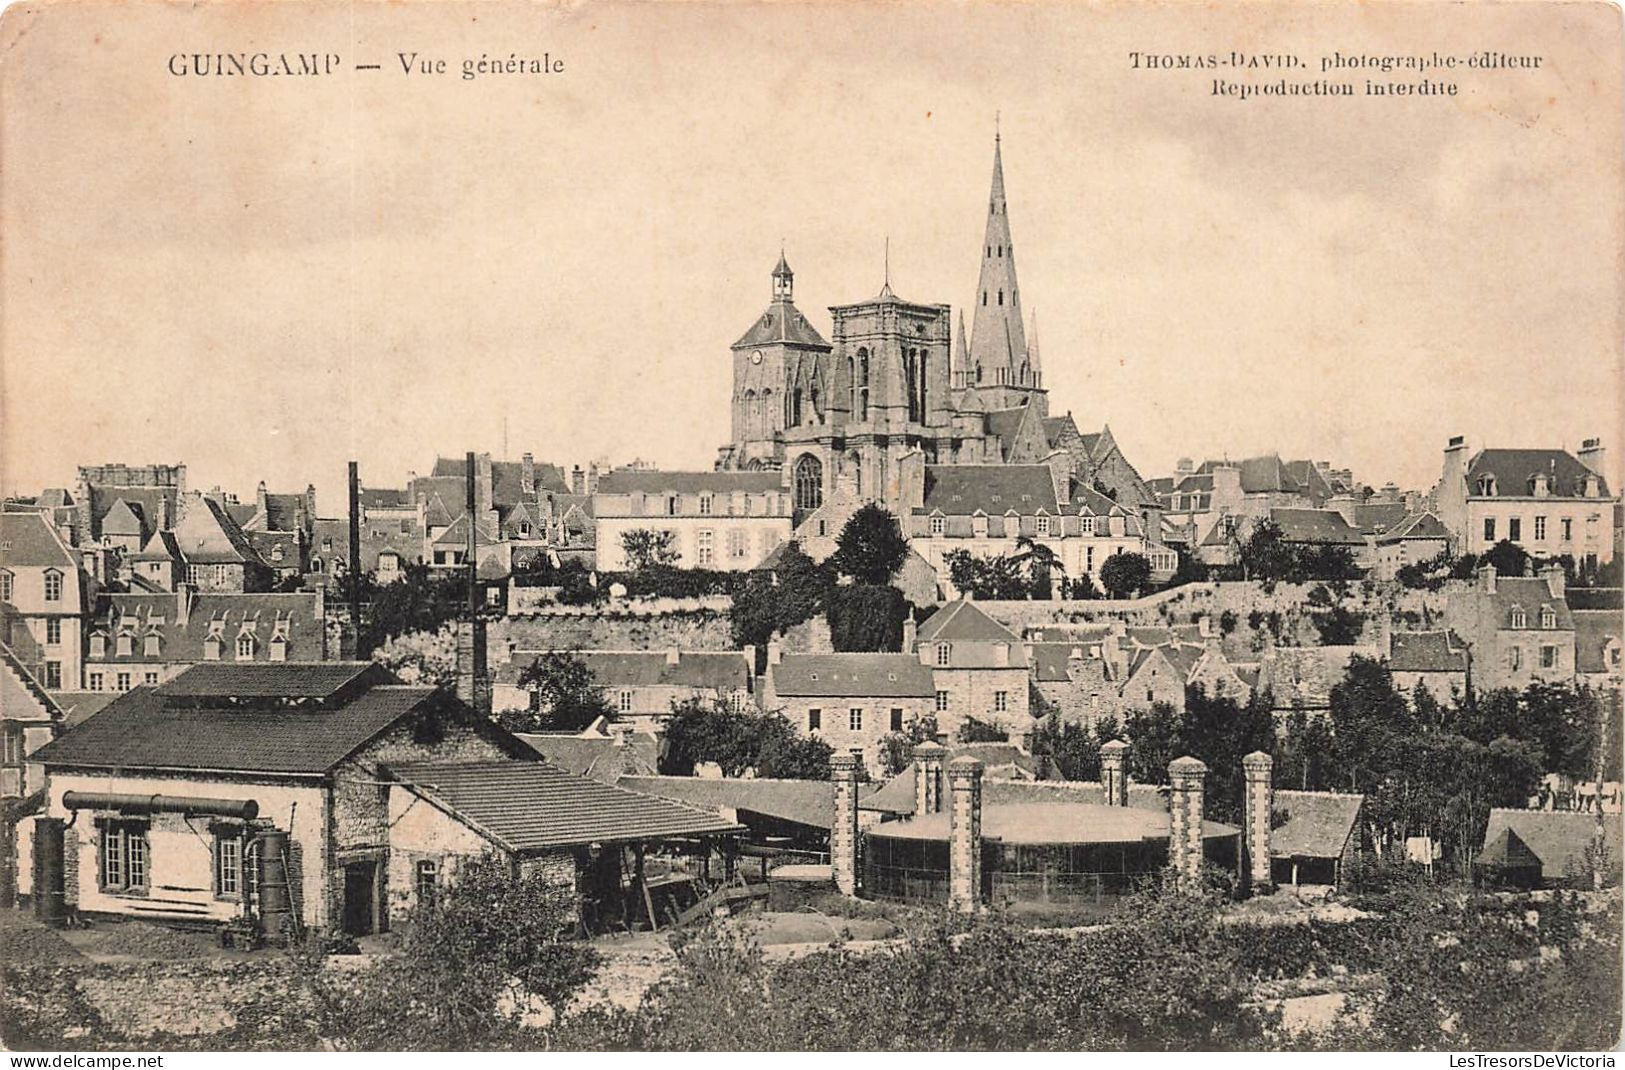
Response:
[416, 860, 439, 901]
[236, 634, 255, 660]
[2, 726, 21, 765]
[43, 570, 62, 602]
[216, 833, 243, 897]
[698, 496, 713, 516]
[929, 516, 945, 536]
[849, 708, 863, 732]
[0, 570, 11, 601]
[696, 530, 714, 566]
[100, 821, 150, 892]
[807, 708, 821, 732]
[1541, 607, 1556, 629]
[1035, 515, 1050, 537]
[1534, 516, 1547, 541]
[1483, 518, 1496, 542]
[935, 690, 949, 712]
[44, 662, 61, 689]
[45, 619, 60, 646]
[619, 690, 634, 713]
[1510, 607, 1527, 629]
[1540, 645, 1559, 670]
[143, 672, 159, 686]
[116, 672, 131, 692]
[936, 643, 952, 667]
[994, 691, 1008, 713]
[729, 529, 748, 560]
[88, 672, 104, 692]
[1081, 517, 1095, 536]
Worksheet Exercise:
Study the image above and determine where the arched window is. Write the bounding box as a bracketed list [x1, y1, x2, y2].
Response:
[43, 569, 62, 602]
[793, 454, 823, 512]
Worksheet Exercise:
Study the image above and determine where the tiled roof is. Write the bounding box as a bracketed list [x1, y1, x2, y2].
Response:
[154, 661, 388, 700]
[431, 513, 500, 548]
[359, 488, 411, 510]
[498, 650, 750, 692]
[615, 774, 896, 830]
[594, 470, 785, 495]
[915, 600, 1020, 645]
[1573, 611, 1622, 674]
[1377, 511, 1449, 543]
[1272, 791, 1362, 859]
[1388, 631, 1470, 674]
[1198, 456, 1293, 495]
[31, 678, 440, 774]
[732, 300, 831, 350]
[771, 653, 935, 698]
[90, 592, 324, 666]
[1482, 809, 1624, 880]
[0, 511, 75, 569]
[390, 761, 743, 851]
[1465, 449, 1611, 499]
[918, 465, 1061, 516]
[51, 691, 124, 727]
[1268, 508, 1365, 546]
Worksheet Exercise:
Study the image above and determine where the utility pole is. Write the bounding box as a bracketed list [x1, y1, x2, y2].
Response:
[347, 461, 363, 659]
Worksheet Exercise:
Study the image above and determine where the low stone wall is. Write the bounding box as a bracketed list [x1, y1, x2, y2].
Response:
[491, 609, 735, 656]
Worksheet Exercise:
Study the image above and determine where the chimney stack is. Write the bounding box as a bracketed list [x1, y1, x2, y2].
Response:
[766, 640, 783, 665]
[1242, 751, 1274, 893]
[1541, 562, 1566, 599]
[1100, 739, 1130, 807]
[1578, 438, 1606, 481]
[665, 648, 681, 667]
[830, 753, 862, 896]
[914, 740, 946, 815]
[347, 462, 364, 655]
[1167, 755, 1208, 883]
[902, 610, 918, 652]
[461, 451, 490, 718]
[947, 755, 984, 913]
[1479, 562, 1497, 594]
[521, 452, 536, 495]
[571, 465, 585, 496]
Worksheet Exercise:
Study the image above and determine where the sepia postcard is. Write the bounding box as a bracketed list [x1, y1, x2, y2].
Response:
[0, 0, 1622, 1056]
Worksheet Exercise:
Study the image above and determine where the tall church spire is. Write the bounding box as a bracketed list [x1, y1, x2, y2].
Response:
[968, 129, 1028, 388]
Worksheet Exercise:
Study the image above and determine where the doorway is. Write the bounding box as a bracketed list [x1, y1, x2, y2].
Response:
[342, 861, 377, 935]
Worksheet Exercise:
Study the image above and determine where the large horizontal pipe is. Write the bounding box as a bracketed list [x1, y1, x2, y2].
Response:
[61, 792, 259, 821]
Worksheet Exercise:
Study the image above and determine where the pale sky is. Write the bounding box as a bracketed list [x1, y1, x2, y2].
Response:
[3, 0, 1621, 515]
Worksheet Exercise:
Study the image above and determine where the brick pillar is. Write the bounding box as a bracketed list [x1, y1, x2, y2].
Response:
[947, 756, 985, 913]
[1167, 755, 1208, 883]
[454, 619, 477, 708]
[914, 740, 946, 815]
[1242, 751, 1274, 893]
[1100, 739, 1130, 807]
[830, 753, 861, 896]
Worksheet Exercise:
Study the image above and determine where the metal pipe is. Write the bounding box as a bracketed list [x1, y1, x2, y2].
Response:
[61, 792, 259, 820]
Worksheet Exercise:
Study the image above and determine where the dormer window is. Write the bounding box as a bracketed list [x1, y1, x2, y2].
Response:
[929, 515, 945, 537]
[1541, 607, 1556, 629]
[116, 633, 133, 657]
[236, 634, 256, 660]
[1510, 606, 1527, 629]
[1476, 475, 1498, 496]
[144, 634, 160, 657]
[204, 636, 222, 661]
[269, 635, 288, 662]
[698, 495, 713, 516]
[0, 570, 10, 602]
[1035, 515, 1051, 537]
[89, 633, 106, 658]
[1081, 516, 1095, 536]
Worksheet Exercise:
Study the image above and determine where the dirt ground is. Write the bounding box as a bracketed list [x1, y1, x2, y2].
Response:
[0, 908, 252, 964]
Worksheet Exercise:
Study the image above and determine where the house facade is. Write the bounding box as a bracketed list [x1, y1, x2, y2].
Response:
[1435, 437, 1615, 567]
[593, 470, 792, 572]
[763, 651, 935, 770]
[0, 511, 88, 692]
[1445, 565, 1575, 692]
[910, 600, 1033, 740]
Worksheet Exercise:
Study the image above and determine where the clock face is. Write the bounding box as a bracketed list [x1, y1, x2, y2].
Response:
[751, 351, 764, 365]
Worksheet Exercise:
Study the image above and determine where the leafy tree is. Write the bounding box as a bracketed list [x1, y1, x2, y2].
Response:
[1011, 536, 1064, 599]
[1066, 571, 1101, 600]
[826, 584, 908, 652]
[363, 563, 467, 650]
[1179, 687, 1275, 823]
[1482, 538, 1532, 578]
[830, 503, 908, 584]
[1164, 551, 1209, 588]
[945, 550, 1032, 600]
[498, 651, 615, 733]
[660, 699, 831, 779]
[620, 528, 680, 571]
[1124, 702, 1183, 784]
[371, 626, 459, 689]
[1099, 551, 1152, 599]
[1031, 714, 1102, 780]
[1237, 520, 1293, 582]
[1312, 605, 1365, 645]
[728, 541, 833, 659]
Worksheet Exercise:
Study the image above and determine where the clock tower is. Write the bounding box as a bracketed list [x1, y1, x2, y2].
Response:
[718, 252, 833, 470]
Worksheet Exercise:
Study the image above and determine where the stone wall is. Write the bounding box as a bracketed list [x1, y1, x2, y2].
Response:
[493, 610, 735, 657]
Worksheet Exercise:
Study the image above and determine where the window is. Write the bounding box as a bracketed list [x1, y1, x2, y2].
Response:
[929, 515, 945, 536]
[1484, 518, 1496, 542]
[936, 690, 949, 713]
[236, 634, 255, 660]
[416, 860, 439, 902]
[1146, 689, 1155, 703]
[518, 522, 532, 538]
[204, 636, 222, 661]
[618, 690, 634, 713]
[890, 708, 904, 732]
[43, 570, 62, 602]
[269, 636, 288, 662]
[994, 691, 1008, 713]
[849, 708, 863, 732]
[116, 672, 131, 692]
[696, 530, 715, 566]
[1508, 517, 1522, 542]
[216, 833, 243, 897]
[936, 643, 951, 666]
[2, 725, 22, 765]
[729, 529, 748, 560]
[144, 633, 160, 657]
[1540, 645, 1559, 670]
[665, 495, 679, 517]
[45, 618, 60, 645]
[99, 821, 149, 892]
[116, 633, 132, 657]
[1562, 518, 1573, 542]
[88, 672, 104, 692]
[1541, 607, 1556, 629]
[699, 495, 713, 516]
[89, 634, 106, 658]
[44, 662, 60, 689]
[1508, 646, 1523, 671]
[1510, 607, 1527, 629]
[143, 671, 159, 686]
[0, 570, 10, 601]
[793, 454, 824, 512]
[1534, 516, 1547, 541]
[807, 708, 821, 732]
[1081, 516, 1095, 536]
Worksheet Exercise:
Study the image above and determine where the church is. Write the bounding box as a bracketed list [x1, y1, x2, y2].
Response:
[714, 133, 1159, 540]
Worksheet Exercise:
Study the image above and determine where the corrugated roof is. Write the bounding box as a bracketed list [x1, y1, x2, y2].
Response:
[770, 654, 935, 698]
[1482, 809, 1624, 881]
[1272, 790, 1362, 859]
[31, 680, 439, 775]
[391, 761, 743, 851]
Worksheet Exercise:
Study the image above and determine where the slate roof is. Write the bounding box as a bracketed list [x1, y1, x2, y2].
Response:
[30, 678, 440, 775]
[1353, 502, 1409, 536]
[359, 488, 411, 510]
[430, 456, 573, 502]
[984, 407, 1034, 460]
[593, 470, 786, 496]
[168, 497, 265, 566]
[915, 600, 1021, 646]
[0, 511, 76, 569]
[85, 485, 180, 540]
[1465, 449, 1611, 499]
[770, 653, 935, 698]
[90, 592, 324, 665]
[1272, 791, 1362, 859]
[1573, 610, 1622, 674]
[1478, 827, 1544, 870]
[100, 499, 148, 538]
[1479, 576, 1575, 632]
[497, 650, 751, 692]
[390, 761, 743, 851]
[1268, 508, 1365, 546]
[1377, 511, 1450, 543]
[917, 465, 1061, 516]
[154, 661, 388, 701]
[1388, 631, 1470, 674]
[731, 300, 831, 350]
[262, 493, 306, 531]
[1481, 809, 1624, 881]
[1028, 641, 1110, 682]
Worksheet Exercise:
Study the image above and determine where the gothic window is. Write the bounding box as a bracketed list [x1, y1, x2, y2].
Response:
[793, 454, 823, 512]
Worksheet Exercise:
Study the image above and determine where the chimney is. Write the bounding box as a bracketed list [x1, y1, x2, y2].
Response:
[347, 462, 363, 655]
[914, 740, 946, 815]
[587, 462, 601, 495]
[1327, 494, 1360, 529]
[665, 647, 680, 667]
[830, 752, 862, 896]
[1242, 751, 1274, 893]
[902, 610, 918, 651]
[175, 585, 194, 627]
[1197, 615, 1214, 639]
[571, 465, 585, 496]
[521, 452, 536, 495]
[1167, 755, 1208, 883]
[1479, 563, 1497, 594]
[1579, 438, 1606, 481]
[1541, 562, 1566, 599]
[1100, 739, 1130, 807]
[462, 451, 490, 718]
[947, 755, 985, 913]
[767, 640, 783, 665]
[1176, 457, 1194, 476]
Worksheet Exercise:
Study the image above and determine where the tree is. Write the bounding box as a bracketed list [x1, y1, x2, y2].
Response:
[830, 503, 908, 584]
[1312, 605, 1365, 645]
[1011, 535, 1065, 599]
[498, 651, 615, 732]
[729, 541, 833, 660]
[1031, 714, 1102, 780]
[363, 563, 467, 650]
[1124, 702, 1183, 783]
[372, 626, 459, 689]
[825, 584, 908, 652]
[1237, 520, 1292, 582]
[957, 717, 1009, 743]
[1099, 551, 1152, 599]
[660, 699, 831, 779]
[1482, 538, 1532, 579]
[945, 549, 1031, 600]
[620, 528, 680, 571]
